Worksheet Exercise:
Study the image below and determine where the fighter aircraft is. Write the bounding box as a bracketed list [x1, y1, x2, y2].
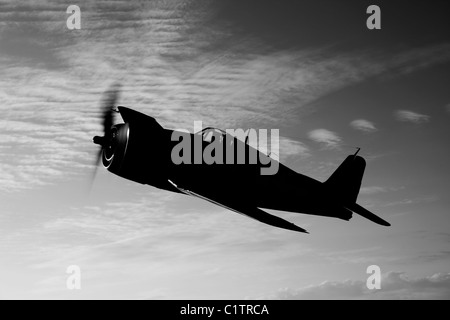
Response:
[92, 87, 390, 234]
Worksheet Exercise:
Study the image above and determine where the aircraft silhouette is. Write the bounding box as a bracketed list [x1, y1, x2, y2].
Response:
[92, 91, 390, 234]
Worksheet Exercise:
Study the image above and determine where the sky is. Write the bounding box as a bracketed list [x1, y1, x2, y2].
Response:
[0, 0, 450, 299]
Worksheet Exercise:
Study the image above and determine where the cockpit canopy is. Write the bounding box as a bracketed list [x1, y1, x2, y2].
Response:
[196, 127, 227, 143]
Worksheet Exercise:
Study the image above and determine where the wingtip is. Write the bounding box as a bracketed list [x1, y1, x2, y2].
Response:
[294, 225, 309, 234]
[375, 217, 391, 227]
[372, 219, 391, 227]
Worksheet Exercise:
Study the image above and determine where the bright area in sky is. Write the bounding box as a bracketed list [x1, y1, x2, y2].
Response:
[0, 0, 449, 299]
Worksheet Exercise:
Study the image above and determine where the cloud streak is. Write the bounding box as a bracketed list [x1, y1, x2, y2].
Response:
[308, 129, 341, 149]
[278, 137, 310, 161]
[359, 186, 403, 195]
[395, 110, 430, 124]
[268, 271, 450, 300]
[350, 119, 377, 133]
[1, 1, 449, 193]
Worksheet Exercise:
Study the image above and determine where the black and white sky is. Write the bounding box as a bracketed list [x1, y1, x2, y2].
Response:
[1, 0, 450, 299]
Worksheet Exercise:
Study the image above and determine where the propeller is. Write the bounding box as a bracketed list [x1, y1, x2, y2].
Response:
[90, 83, 122, 186]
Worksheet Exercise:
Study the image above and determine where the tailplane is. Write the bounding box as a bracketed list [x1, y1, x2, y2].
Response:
[347, 203, 391, 226]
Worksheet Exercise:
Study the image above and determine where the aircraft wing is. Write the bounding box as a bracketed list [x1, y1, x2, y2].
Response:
[168, 180, 308, 234]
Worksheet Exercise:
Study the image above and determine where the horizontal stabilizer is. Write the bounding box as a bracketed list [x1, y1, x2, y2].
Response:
[347, 203, 391, 226]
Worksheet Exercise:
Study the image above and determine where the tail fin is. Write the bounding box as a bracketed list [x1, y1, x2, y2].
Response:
[325, 153, 366, 204]
[325, 152, 391, 227]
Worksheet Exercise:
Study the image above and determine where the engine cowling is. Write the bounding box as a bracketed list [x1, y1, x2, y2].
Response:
[100, 107, 169, 185]
[102, 123, 130, 173]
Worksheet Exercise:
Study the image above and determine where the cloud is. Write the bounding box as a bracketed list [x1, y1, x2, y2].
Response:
[1, 1, 450, 301]
[0, 116, 93, 192]
[308, 129, 341, 149]
[278, 137, 310, 161]
[360, 186, 388, 195]
[268, 271, 450, 300]
[381, 195, 438, 207]
[1, 1, 449, 194]
[350, 119, 377, 133]
[395, 110, 430, 124]
[359, 186, 403, 195]
[11, 192, 310, 299]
